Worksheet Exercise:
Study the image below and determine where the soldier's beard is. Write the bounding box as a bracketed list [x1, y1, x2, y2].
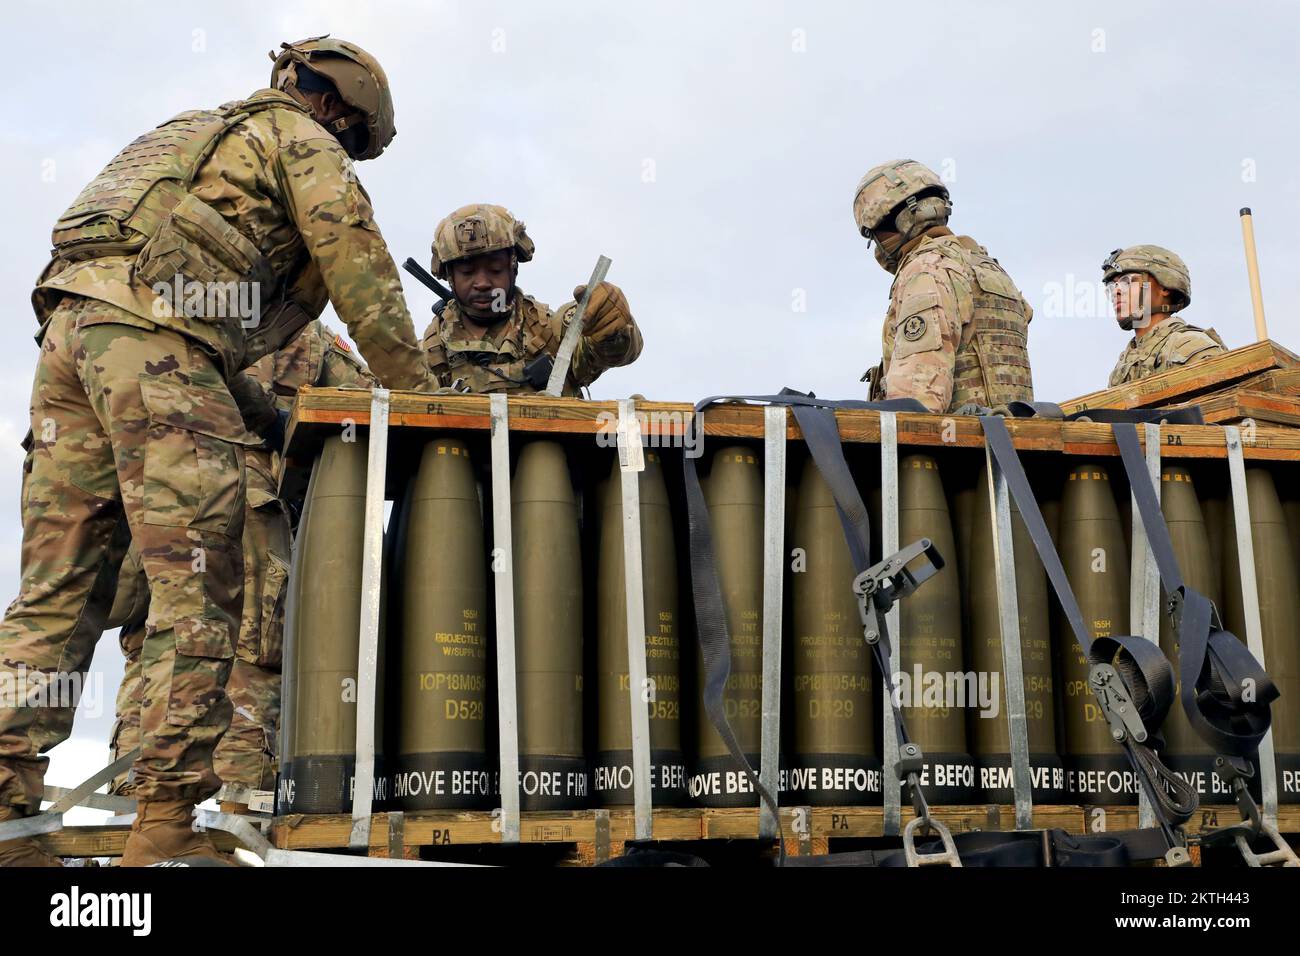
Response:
[1117, 315, 1136, 332]
[459, 284, 516, 323]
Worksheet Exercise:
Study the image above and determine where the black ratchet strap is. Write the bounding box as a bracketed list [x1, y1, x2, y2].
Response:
[1066, 406, 1205, 425]
[1110, 424, 1277, 758]
[980, 416, 1196, 850]
[683, 390, 927, 853]
[1005, 400, 1206, 427]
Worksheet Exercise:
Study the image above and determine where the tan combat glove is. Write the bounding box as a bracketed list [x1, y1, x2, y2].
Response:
[573, 282, 633, 342]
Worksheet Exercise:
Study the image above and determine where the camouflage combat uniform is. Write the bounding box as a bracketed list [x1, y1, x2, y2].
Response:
[0, 90, 430, 816]
[1107, 318, 1226, 387]
[423, 292, 643, 396]
[874, 227, 1035, 412]
[109, 321, 375, 794]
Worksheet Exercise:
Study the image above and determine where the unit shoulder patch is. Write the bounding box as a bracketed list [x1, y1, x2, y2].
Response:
[902, 314, 928, 342]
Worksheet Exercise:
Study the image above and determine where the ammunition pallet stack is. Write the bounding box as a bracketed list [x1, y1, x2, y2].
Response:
[1064, 339, 1300, 426]
[265, 366, 1300, 867]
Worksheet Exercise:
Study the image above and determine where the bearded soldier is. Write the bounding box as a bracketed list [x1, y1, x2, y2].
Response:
[106, 320, 375, 809]
[1103, 245, 1226, 387]
[853, 160, 1035, 413]
[0, 36, 434, 868]
[423, 204, 642, 395]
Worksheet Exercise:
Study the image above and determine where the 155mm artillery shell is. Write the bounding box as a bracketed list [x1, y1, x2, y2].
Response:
[595, 451, 686, 805]
[787, 458, 880, 806]
[390, 437, 493, 810]
[1223, 467, 1300, 804]
[280, 435, 388, 813]
[892, 454, 977, 803]
[966, 467, 1065, 803]
[691, 445, 764, 807]
[1151, 466, 1221, 798]
[1057, 461, 1136, 805]
[512, 441, 588, 810]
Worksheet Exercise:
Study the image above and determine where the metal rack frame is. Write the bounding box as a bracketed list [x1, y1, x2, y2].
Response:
[11, 393, 1297, 863]
[281, 394, 1290, 858]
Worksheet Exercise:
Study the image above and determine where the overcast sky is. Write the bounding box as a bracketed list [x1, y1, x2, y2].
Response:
[3, 0, 1298, 810]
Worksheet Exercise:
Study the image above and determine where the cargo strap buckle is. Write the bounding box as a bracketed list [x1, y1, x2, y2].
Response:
[852, 538, 944, 629]
[1202, 758, 1298, 865]
[1200, 757, 1260, 848]
[897, 742, 962, 867]
[1234, 820, 1299, 867]
[902, 815, 963, 867]
[852, 539, 959, 867]
[1089, 664, 1149, 746]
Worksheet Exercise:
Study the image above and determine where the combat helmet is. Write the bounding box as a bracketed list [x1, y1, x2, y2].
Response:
[1102, 245, 1191, 310]
[270, 35, 396, 160]
[853, 159, 952, 236]
[853, 160, 952, 271]
[431, 204, 535, 279]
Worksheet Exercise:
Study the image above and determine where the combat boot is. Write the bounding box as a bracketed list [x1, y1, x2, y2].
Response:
[120, 799, 232, 867]
[0, 807, 63, 867]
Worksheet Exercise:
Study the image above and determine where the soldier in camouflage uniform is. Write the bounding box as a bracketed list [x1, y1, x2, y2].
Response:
[107, 320, 375, 806]
[853, 160, 1035, 413]
[1103, 245, 1227, 387]
[0, 37, 434, 867]
[423, 204, 642, 395]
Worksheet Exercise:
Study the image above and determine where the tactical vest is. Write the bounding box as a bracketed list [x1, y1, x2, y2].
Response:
[49, 90, 308, 287]
[425, 294, 579, 396]
[1109, 319, 1225, 387]
[945, 241, 1034, 409]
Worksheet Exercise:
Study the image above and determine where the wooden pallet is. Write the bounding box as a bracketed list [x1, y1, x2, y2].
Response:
[285, 389, 1300, 463]
[266, 805, 1300, 854]
[1060, 340, 1300, 415]
[36, 805, 1300, 861]
[1177, 389, 1300, 428]
[1241, 367, 1300, 396]
[34, 826, 241, 859]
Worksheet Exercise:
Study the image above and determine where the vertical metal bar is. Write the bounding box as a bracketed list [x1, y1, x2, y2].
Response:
[617, 399, 653, 841]
[349, 388, 389, 850]
[1225, 426, 1279, 823]
[985, 449, 1033, 829]
[490, 394, 521, 843]
[759, 406, 787, 839]
[1141, 424, 1163, 651]
[879, 411, 902, 836]
[1128, 423, 1162, 830]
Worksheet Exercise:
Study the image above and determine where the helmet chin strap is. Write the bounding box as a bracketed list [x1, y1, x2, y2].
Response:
[873, 236, 902, 273]
[870, 195, 951, 273]
[1118, 304, 1175, 332]
[275, 58, 367, 156]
